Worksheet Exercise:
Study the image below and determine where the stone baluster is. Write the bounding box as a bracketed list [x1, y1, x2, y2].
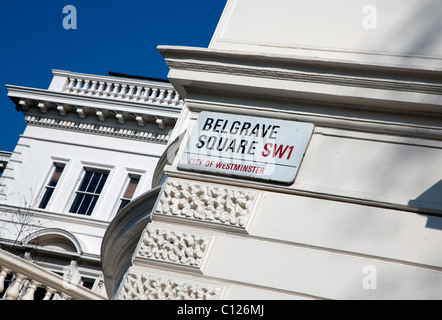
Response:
[126, 85, 135, 100]
[133, 86, 143, 100]
[118, 84, 128, 99]
[80, 80, 90, 94]
[73, 78, 83, 94]
[96, 81, 105, 96]
[157, 89, 166, 104]
[88, 81, 98, 95]
[171, 91, 180, 106]
[164, 90, 174, 104]
[133, 86, 142, 100]
[149, 88, 158, 103]
[43, 286, 56, 300]
[143, 88, 152, 102]
[111, 83, 121, 98]
[65, 77, 76, 92]
[21, 279, 42, 300]
[103, 82, 113, 96]
[4, 273, 26, 300]
[0, 266, 11, 294]
[60, 293, 72, 300]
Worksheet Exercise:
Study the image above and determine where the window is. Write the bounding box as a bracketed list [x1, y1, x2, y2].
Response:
[118, 175, 140, 212]
[81, 277, 96, 290]
[69, 169, 109, 216]
[38, 163, 65, 209]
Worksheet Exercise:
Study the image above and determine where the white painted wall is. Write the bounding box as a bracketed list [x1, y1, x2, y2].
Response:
[124, 86, 442, 299]
[108, 0, 442, 299]
[211, 0, 442, 70]
[0, 123, 169, 255]
[147, 122, 442, 299]
[4, 125, 164, 218]
[295, 128, 442, 211]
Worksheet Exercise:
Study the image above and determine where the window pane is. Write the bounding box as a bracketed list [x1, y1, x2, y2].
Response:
[71, 169, 109, 216]
[38, 164, 65, 209]
[119, 199, 130, 211]
[38, 187, 55, 209]
[79, 171, 93, 192]
[95, 172, 108, 194]
[70, 193, 85, 214]
[78, 194, 94, 215]
[123, 177, 140, 199]
[81, 278, 95, 290]
[48, 165, 64, 187]
[86, 172, 100, 193]
[86, 196, 98, 216]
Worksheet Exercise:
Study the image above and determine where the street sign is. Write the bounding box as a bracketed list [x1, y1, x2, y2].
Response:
[177, 111, 314, 184]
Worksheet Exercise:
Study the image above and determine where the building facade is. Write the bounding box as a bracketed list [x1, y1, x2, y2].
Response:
[102, 0, 442, 300]
[1, 0, 442, 300]
[0, 69, 183, 299]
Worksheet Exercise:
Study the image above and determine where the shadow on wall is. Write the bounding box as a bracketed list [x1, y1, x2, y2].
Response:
[387, 0, 442, 58]
[408, 179, 442, 230]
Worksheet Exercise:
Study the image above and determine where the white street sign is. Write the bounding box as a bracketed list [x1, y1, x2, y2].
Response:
[177, 111, 314, 184]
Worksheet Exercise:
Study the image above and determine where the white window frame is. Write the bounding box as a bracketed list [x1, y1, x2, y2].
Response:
[67, 162, 114, 217]
[35, 157, 70, 211]
[112, 168, 145, 217]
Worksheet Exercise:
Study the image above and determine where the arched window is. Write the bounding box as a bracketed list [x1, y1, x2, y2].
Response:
[23, 229, 83, 255]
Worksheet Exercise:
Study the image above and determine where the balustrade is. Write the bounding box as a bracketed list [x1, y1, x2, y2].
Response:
[0, 249, 105, 300]
[62, 75, 184, 107]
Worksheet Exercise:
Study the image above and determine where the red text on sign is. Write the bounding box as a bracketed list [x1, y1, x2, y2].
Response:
[261, 143, 294, 160]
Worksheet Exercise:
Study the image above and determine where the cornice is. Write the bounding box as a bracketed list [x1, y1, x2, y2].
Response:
[158, 46, 442, 117]
[158, 45, 442, 78]
[164, 165, 442, 219]
[24, 114, 171, 144]
[7, 85, 181, 122]
[0, 152, 11, 164]
[0, 204, 110, 229]
[168, 60, 441, 96]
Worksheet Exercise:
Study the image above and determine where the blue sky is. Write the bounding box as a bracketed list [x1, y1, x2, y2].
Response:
[0, 0, 227, 152]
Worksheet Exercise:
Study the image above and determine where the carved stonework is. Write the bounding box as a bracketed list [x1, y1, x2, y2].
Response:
[119, 272, 222, 300]
[24, 115, 170, 144]
[155, 179, 257, 229]
[137, 225, 210, 268]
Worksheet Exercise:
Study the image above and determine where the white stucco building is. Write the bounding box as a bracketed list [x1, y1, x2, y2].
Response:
[102, 0, 442, 300]
[0, 70, 183, 299]
[1, 0, 442, 300]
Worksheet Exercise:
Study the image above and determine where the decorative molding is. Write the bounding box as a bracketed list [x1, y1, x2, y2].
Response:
[0, 145, 29, 199]
[158, 46, 442, 95]
[158, 46, 442, 131]
[101, 186, 161, 298]
[118, 272, 222, 300]
[167, 60, 442, 96]
[6, 83, 182, 132]
[136, 225, 211, 269]
[155, 179, 258, 230]
[18, 98, 177, 131]
[25, 115, 170, 144]
[58, 70, 185, 108]
[0, 152, 11, 179]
